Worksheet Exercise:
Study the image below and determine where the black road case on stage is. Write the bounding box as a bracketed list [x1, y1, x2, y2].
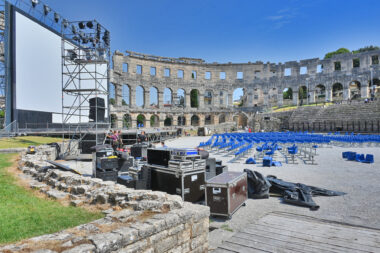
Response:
[206, 171, 247, 218]
[149, 165, 205, 203]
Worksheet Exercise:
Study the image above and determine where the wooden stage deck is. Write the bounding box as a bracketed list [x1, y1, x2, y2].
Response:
[214, 212, 380, 253]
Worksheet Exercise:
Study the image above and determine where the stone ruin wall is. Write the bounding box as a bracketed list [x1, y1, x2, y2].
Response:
[110, 49, 380, 130]
[0, 146, 209, 253]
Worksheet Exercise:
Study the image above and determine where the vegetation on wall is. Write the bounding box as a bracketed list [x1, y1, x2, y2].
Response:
[324, 46, 379, 59]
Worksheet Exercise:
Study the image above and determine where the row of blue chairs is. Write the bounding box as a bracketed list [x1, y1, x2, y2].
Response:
[342, 152, 374, 163]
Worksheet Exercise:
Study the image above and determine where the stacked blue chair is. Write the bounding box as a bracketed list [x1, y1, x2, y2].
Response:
[263, 156, 273, 167]
[363, 154, 374, 163]
[245, 157, 256, 164]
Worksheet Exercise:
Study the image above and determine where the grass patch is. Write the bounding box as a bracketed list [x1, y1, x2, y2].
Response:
[0, 154, 103, 244]
[221, 224, 234, 232]
[0, 136, 63, 149]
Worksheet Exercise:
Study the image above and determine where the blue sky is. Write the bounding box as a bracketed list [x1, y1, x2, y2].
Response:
[42, 0, 380, 64]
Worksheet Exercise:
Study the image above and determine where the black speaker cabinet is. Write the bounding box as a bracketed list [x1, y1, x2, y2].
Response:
[147, 148, 171, 167]
[89, 97, 105, 122]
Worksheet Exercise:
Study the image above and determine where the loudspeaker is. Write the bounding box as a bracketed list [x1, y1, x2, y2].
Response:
[89, 97, 105, 122]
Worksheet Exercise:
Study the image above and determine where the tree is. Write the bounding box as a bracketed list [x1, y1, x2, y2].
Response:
[283, 88, 293, 99]
[324, 48, 350, 59]
[298, 86, 307, 99]
[137, 115, 145, 127]
[109, 98, 116, 105]
[190, 90, 198, 108]
[122, 99, 127, 106]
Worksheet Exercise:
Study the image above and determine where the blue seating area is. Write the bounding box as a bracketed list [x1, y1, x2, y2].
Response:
[342, 151, 374, 163]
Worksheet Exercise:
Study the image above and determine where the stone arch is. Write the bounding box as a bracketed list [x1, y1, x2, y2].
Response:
[135, 86, 145, 107]
[298, 85, 307, 100]
[283, 87, 293, 105]
[164, 115, 173, 126]
[219, 114, 226, 123]
[123, 114, 132, 129]
[233, 88, 246, 107]
[177, 115, 186, 126]
[150, 86, 159, 108]
[369, 78, 380, 97]
[150, 114, 160, 127]
[109, 83, 116, 106]
[176, 89, 185, 107]
[315, 84, 326, 102]
[190, 89, 199, 108]
[163, 88, 173, 107]
[349, 81, 361, 100]
[332, 83, 343, 101]
[204, 114, 214, 125]
[191, 115, 200, 126]
[233, 113, 248, 128]
[204, 90, 213, 106]
[122, 84, 131, 106]
[136, 114, 146, 128]
[110, 114, 117, 128]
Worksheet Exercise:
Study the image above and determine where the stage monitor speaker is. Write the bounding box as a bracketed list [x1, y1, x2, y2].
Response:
[89, 97, 105, 122]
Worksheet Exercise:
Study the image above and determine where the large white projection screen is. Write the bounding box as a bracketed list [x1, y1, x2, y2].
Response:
[15, 11, 62, 114]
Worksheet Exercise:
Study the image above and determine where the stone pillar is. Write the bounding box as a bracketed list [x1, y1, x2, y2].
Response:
[214, 115, 219, 125]
[361, 84, 369, 98]
[326, 88, 332, 102]
[292, 91, 299, 106]
[158, 89, 164, 108]
[263, 92, 269, 106]
[115, 85, 122, 106]
[199, 115, 205, 127]
[130, 87, 136, 108]
[144, 89, 150, 108]
[343, 88, 350, 100]
[185, 114, 191, 127]
[277, 93, 283, 106]
[309, 90, 316, 103]
[173, 116, 178, 126]
[185, 92, 191, 108]
[199, 93, 204, 108]
[159, 119, 165, 128]
[228, 93, 233, 107]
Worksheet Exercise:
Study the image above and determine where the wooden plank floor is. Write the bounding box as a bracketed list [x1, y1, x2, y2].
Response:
[214, 212, 380, 253]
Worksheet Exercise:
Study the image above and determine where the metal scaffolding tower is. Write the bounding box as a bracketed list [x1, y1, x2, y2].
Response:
[61, 20, 110, 155]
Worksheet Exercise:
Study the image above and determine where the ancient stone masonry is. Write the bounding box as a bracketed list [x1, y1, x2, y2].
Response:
[110, 49, 380, 129]
[0, 147, 210, 253]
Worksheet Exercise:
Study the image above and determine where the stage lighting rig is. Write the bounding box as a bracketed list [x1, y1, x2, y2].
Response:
[43, 4, 51, 16]
[67, 49, 77, 61]
[54, 13, 60, 23]
[78, 22, 85, 29]
[31, 0, 39, 8]
[86, 21, 94, 29]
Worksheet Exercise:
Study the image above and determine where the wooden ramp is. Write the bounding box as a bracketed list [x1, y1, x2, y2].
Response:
[214, 212, 380, 253]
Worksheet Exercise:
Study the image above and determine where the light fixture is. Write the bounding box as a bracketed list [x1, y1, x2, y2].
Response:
[54, 13, 60, 23]
[62, 19, 68, 29]
[71, 24, 77, 34]
[86, 21, 93, 29]
[67, 49, 77, 61]
[102, 30, 110, 46]
[96, 23, 101, 40]
[31, 0, 39, 8]
[72, 36, 80, 42]
[78, 22, 85, 29]
[43, 5, 51, 16]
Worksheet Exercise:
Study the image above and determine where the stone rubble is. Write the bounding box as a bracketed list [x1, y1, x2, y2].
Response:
[0, 146, 209, 253]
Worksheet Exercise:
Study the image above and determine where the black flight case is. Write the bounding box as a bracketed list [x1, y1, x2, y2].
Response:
[150, 164, 206, 203]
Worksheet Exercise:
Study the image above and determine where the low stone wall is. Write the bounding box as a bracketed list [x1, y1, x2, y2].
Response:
[0, 146, 209, 253]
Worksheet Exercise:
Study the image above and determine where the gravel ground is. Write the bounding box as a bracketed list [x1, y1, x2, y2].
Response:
[166, 136, 380, 250]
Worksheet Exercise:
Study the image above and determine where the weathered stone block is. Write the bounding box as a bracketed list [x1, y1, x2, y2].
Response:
[61, 243, 96, 253]
[87, 232, 122, 253]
